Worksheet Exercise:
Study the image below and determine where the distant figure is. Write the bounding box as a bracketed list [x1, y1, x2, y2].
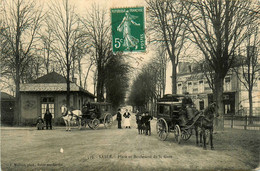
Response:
[123, 109, 131, 128]
[136, 110, 143, 134]
[44, 109, 52, 130]
[36, 116, 44, 130]
[144, 111, 153, 136]
[116, 108, 122, 129]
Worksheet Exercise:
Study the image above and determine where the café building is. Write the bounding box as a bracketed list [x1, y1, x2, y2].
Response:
[20, 72, 95, 125]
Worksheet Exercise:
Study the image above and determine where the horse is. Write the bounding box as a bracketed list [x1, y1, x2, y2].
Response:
[61, 105, 82, 131]
[194, 102, 218, 150]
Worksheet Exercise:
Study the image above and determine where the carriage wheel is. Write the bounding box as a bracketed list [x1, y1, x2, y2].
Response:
[174, 125, 181, 144]
[104, 114, 113, 129]
[91, 118, 100, 130]
[156, 118, 169, 141]
[87, 120, 94, 129]
[181, 129, 192, 141]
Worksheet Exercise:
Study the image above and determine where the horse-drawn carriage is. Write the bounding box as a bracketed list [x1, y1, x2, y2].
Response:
[156, 94, 215, 144]
[81, 102, 114, 130]
[61, 102, 113, 131]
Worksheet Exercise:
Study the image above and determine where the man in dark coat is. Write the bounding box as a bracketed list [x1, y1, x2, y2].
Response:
[182, 93, 196, 123]
[44, 109, 52, 130]
[144, 111, 153, 136]
[116, 108, 122, 129]
[36, 116, 44, 130]
[136, 110, 143, 134]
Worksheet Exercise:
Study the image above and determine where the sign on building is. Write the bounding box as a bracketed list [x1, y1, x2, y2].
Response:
[111, 7, 145, 53]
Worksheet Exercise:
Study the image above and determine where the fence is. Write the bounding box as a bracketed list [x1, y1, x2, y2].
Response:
[224, 115, 260, 130]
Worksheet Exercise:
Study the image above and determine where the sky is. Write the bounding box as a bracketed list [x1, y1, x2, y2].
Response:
[71, 0, 173, 94]
[1, 0, 194, 95]
[47, 0, 174, 94]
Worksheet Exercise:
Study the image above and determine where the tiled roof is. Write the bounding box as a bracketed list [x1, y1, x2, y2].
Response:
[33, 72, 66, 83]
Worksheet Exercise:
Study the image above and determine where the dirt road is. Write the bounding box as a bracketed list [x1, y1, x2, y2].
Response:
[1, 114, 259, 170]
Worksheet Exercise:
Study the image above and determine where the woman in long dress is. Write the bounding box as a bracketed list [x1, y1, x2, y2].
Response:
[117, 10, 140, 50]
[123, 109, 131, 128]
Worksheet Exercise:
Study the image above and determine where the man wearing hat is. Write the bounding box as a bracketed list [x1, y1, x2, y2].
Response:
[116, 108, 122, 129]
[144, 111, 153, 136]
[44, 108, 52, 130]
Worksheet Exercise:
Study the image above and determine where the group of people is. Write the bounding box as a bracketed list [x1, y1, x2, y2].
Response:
[136, 111, 153, 136]
[116, 108, 153, 136]
[116, 108, 132, 129]
[36, 109, 52, 130]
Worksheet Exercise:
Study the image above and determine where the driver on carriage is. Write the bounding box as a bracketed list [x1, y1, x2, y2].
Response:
[180, 92, 200, 125]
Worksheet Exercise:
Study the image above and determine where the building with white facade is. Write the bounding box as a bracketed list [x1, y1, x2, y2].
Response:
[176, 62, 260, 116]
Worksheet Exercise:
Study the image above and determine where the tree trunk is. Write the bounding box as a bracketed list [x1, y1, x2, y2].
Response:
[214, 77, 224, 131]
[66, 61, 70, 107]
[171, 62, 177, 94]
[97, 67, 104, 102]
[248, 88, 253, 124]
[14, 76, 20, 125]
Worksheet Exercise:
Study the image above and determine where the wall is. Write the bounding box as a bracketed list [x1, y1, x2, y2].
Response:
[20, 93, 38, 125]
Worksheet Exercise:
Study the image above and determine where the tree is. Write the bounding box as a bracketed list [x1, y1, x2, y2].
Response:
[104, 53, 130, 108]
[146, 0, 190, 94]
[81, 4, 112, 102]
[185, 0, 258, 130]
[1, 0, 43, 125]
[129, 59, 164, 112]
[234, 26, 259, 121]
[39, 18, 56, 74]
[48, 0, 80, 107]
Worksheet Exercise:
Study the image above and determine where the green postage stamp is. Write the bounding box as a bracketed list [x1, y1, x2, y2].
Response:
[111, 7, 145, 53]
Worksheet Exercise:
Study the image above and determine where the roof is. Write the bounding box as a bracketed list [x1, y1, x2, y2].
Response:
[1, 92, 15, 101]
[158, 94, 185, 102]
[32, 72, 66, 83]
[89, 102, 112, 105]
[20, 72, 95, 98]
[157, 101, 182, 105]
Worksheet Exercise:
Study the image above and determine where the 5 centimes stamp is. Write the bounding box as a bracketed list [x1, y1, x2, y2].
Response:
[111, 7, 145, 53]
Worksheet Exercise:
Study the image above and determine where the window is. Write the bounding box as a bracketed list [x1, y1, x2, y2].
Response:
[199, 100, 204, 110]
[41, 97, 55, 118]
[193, 82, 198, 93]
[159, 106, 164, 114]
[187, 82, 192, 93]
[224, 77, 231, 91]
[158, 105, 170, 115]
[224, 104, 231, 114]
[177, 83, 182, 94]
[164, 106, 170, 115]
[198, 80, 204, 93]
